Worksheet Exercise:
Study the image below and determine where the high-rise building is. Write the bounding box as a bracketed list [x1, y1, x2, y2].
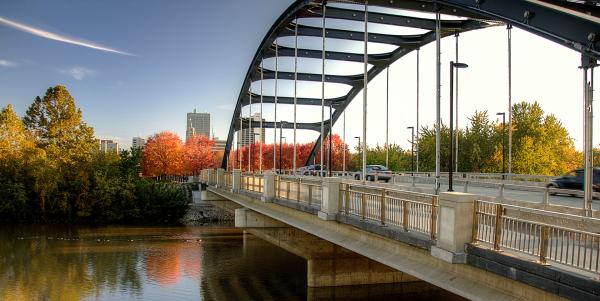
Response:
[186, 109, 210, 141]
[132, 137, 145, 149]
[237, 113, 265, 147]
[212, 137, 227, 152]
[99, 139, 119, 154]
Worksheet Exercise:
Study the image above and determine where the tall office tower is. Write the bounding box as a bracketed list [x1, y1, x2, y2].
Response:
[132, 137, 146, 149]
[237, 113, 266, 147]
[186, 109, 210, 141]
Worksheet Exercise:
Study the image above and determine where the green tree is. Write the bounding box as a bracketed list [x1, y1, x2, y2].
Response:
[511, 101, 578, 175]
[24, 86, 96, 165]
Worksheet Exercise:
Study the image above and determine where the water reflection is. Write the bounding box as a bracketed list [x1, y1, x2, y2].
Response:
[0, 225, 464, 300]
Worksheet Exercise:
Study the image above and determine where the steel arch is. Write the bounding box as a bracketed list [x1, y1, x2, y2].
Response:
[221, 0, 600, 169]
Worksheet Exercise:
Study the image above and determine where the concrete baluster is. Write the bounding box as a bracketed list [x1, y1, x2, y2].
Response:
[216, 168, 224, 188]
[232, 169, 242, 193]
[431, 192, 477, 264]
[318, 177, 341, 220]
[207, 169, 215, 186]
[262, 172, 276, 203]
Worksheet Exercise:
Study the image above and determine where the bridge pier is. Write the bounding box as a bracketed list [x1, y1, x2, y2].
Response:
[237, 209, 419, 288]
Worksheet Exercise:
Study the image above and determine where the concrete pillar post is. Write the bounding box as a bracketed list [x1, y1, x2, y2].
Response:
[318, 177, 341, 220]
[232, 169, 242, 192]
[463, 180, 469, 193]
[431, 192, 476, 263]
[262, 172, 276, 202]
[216, 168, 224, 188]
[207, 169, 215, 186]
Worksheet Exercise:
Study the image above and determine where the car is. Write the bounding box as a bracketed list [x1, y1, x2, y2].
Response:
[301, 164, 327, 176]
[546, 168, 600, 196]
[354, 165, 392, 182]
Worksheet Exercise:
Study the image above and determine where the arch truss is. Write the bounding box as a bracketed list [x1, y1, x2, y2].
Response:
[222, 0, 600, 169]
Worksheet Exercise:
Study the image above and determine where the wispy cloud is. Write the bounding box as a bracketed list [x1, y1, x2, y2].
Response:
[0, 16, 133, 56]
[0, 59, 18, 68]
[61, 66, 95, 80]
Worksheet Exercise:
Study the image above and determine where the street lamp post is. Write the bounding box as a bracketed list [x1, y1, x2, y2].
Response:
[279, 121, 286, 174]
[280, 136, 286, 174]
[355, 136, 361, 179]
[251, 133, 259, 173]
[407, 126, 414, 174]
[449, 61, 468, 192]
[497, 112, 506, 179]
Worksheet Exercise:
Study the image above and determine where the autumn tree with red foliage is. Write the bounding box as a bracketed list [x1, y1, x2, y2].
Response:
[230, 134, 351, 172]
[184, 134, 215, 174]
[142, 131, 184, 177]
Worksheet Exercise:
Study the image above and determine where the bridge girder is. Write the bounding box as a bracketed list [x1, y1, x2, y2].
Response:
[222, 0, 600, 169]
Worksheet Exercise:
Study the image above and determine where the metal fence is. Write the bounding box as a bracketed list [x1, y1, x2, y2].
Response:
[340, 184, 438, 239]
[222, 171, 232, 189]
[241, 173, 263, 193]
[473, 200, 600, 273]
[276, 176, 322, 208]
[208, 170, 217, 185]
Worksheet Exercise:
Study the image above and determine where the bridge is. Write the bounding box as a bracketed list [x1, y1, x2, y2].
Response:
[196, 169, 599, 300]
[212, 0, 600, 300]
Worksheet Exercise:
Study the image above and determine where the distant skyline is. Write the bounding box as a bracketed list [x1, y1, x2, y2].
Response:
[0, 1, 598, 152]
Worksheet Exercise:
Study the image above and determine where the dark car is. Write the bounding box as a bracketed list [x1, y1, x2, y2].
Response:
[354, 165, 392, 182]
[301, 164, 327, 176]
[546, 168, 600, 195]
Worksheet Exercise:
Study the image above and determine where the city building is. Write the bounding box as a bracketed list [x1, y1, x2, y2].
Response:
[186, 109, 210, 141]
[99, 139, 119, 154]
[212, 137, 227, 152]
[132, 137, 146, 149]
[237, 113, 265, 147]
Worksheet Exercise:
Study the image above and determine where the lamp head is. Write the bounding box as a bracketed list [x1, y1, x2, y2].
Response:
[452, 62, 469, 69]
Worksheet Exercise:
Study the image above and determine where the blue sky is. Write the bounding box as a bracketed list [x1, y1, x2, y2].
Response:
[0, 0, 597, 151]
[0, 0, 291, 147]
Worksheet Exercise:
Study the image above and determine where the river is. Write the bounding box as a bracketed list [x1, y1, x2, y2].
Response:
[0, 225, 465, 300]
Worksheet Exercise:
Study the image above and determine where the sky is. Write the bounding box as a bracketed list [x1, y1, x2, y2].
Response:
[0, 0, 597, 152]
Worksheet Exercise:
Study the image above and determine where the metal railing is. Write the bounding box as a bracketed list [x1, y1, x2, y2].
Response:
[241, 173, 263, 193]
[275, 176, 322, 208]
[208, 170, 217, 185]
[473, 200, 600, 273]
[340, 183, 438, 239]
[222, 171, 232, 188]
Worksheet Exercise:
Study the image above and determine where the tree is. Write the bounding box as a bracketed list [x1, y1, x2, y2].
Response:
[510, 101, 578, 175]
[23, 86, 96, 164]
[142, 132, 184, 177]
[184, 134, 215, 174]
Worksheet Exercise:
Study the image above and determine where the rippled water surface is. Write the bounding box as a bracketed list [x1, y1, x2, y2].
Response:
[0, 225, 464, 300]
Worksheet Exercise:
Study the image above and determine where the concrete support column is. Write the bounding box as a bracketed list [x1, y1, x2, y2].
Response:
[216, 168, 224, 188]
[318, 177, 341, 220]
[307, 257, 419, 287]
[207, 169, 215, 186]
[431, 192, 477, 263]
[262, 172, 276, 202]
[232, 169, 241, 192]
